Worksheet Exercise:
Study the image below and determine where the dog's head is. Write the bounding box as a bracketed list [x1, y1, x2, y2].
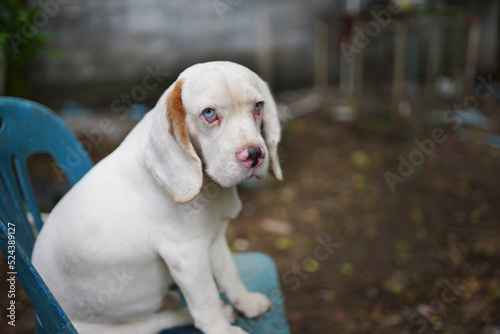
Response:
[144, 61, 282, 203]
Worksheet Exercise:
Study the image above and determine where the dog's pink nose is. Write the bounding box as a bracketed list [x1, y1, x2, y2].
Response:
[237, 146, 266, 169]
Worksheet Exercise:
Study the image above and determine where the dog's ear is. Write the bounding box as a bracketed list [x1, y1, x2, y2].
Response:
[144, 79, 203, 203]
[259, 80, 283, 180]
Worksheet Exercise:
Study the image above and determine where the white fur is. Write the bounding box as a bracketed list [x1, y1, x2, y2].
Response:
[31, 61, 282, 334]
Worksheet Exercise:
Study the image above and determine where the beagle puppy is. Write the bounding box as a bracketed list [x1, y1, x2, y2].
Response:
[32, 61, 283, 334]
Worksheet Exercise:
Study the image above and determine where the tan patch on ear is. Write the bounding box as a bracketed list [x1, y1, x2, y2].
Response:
[166, 79, 190, 150]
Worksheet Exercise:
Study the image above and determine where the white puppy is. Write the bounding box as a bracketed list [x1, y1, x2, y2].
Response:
[32, 61, 283, 334]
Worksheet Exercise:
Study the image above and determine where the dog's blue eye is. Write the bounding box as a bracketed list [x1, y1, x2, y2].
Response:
[203, 109, 215, 118]
[202, 108, 218, 123]
[254, 102, 263, 115]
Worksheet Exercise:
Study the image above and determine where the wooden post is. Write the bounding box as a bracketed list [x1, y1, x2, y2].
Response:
[349, 20, 364, 112]
[463, 15, 480, 98]
[392, 19, 408, 122]
[314, 18, 329, 94]
[256, 0, 273, 86]
[424, 16, 441, 105]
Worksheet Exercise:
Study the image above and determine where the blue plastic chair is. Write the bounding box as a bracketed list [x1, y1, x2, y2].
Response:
[0, 97, 290, 334]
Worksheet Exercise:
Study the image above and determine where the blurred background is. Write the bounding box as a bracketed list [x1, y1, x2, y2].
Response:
[1, 0, 500, 333]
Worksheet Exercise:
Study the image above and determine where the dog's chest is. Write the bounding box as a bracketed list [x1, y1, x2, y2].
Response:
[177, 186, 242, 223]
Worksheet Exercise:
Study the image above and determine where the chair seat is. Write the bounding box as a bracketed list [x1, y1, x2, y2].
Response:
[160, 252, 290, 334]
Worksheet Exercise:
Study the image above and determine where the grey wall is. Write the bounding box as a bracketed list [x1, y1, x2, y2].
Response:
[26, 0, 499, 110]
[29, 0, 340, 109]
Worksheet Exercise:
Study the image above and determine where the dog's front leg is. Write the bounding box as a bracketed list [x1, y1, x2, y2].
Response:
[210, 232, 272, 318]
[158, 244, 248, 334]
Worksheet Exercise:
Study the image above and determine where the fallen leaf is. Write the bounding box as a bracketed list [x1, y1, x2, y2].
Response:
[378, 313, 403, 327]
[259, 218, 293, 236]
[340, 262, 355, 276]
[232, 238, 250, 252]
[274, 237, 294, 250]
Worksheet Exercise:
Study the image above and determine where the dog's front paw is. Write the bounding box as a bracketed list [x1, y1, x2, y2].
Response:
[221, 301, 236, 323]
[232, 292, 271, 318]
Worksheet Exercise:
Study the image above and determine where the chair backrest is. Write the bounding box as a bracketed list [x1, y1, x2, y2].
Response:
[0, 97, 93, 333]
[0, 97, 94, 253]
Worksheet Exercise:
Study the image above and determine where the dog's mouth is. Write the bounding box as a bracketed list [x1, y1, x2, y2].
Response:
[242, 159, 268, 181]
[205, 163, 267, 188]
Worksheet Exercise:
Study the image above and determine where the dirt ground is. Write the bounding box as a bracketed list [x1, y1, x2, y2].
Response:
[233, 109, 500, 334]
[1, 104, 500, 333]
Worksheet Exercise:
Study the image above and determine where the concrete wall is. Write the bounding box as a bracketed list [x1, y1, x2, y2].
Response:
[26, 0, 499, 109]
[29, 0, 341, 109]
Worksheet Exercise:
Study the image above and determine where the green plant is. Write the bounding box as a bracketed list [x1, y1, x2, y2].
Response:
[0, 0, 47, 96]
